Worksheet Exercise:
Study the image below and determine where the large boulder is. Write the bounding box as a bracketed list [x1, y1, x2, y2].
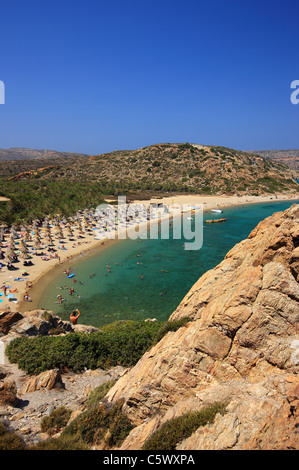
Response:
[20, 369, 64, 394]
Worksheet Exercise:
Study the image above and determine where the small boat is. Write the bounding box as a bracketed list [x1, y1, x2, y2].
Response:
[211, 209, 223, 213]
[206, 218, 227, 224]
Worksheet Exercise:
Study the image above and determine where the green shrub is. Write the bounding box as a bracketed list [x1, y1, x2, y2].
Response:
[62, 399, 133, 448]
[40, 406, 72, 436]
[0, 422, 26, 450]
[29, 434, 90, 450]
[6, 319, 189, 375]
[142, 402, 227, 450]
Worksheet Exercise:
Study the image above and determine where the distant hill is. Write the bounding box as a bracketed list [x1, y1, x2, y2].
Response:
[2, 143, 298, 196]
[251, 149, 299, 172]
[0, 147, 89, 161]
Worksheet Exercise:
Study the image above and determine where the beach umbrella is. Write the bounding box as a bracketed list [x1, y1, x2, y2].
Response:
[33, 227, 41, 239]
[5, 253, 15, 263]
[77, 221, 84, 232]
[6, 248, 17, 262]
[56, 226, 64, 238]
[45, 234, 54, 246]
[9, 239, 16, 251]
[19, 239, 28, 250]
[20, 243, 30, 259]
[23, 227, 31, 240]
[33, 238, 42, 250]
[66, 226, 74, 237]
[34, 233, 41, 243]
[10, 227, 19, 239]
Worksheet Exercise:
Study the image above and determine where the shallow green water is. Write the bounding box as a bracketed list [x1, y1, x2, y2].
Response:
[38, 199, 298, 327]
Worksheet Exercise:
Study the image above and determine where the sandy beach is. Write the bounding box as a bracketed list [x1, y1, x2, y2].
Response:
[0, 192, 297, 314]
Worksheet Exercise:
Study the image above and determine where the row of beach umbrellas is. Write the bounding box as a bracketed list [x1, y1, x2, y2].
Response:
[0, 211, 96, 264]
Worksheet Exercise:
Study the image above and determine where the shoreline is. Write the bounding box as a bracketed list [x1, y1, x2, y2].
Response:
[0, 192, 298, 315]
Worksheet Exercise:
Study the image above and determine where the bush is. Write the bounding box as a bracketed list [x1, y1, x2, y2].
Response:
[29, 434, 90, 450]
[6, 319, 189, 375]
[40, 406, 72, 436]
[0, 422, 26, 450]
[62, 399, 133, 448]
[142, 402, 227, 450]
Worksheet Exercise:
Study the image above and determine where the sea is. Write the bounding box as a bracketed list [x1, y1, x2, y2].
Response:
[37, 199, 299, 327]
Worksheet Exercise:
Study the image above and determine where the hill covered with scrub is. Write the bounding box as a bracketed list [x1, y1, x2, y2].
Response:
[1, 143, 298, 195]
[0, 143, 298, 226]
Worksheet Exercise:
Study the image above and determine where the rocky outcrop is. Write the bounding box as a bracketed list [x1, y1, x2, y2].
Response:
[105, 204, 299, 450]
[0, 309, 89, 343]
[20, 369, 64, 394]
[0, 311, 23, 335]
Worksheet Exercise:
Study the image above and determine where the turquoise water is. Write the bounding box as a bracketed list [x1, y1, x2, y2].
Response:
[38, 199, 298, 327]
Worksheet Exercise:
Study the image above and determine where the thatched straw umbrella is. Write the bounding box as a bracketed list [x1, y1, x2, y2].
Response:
[5, 253, 15, 264]
[33, 237, 42, 250]
[19, 239, 28, 251]
[23, 229, 31, 242]
[56, 226, 64, 239]
[43, 226, 52, 239]
[10, 226, 19, 239]
[20, 241, 30, 259]
[66, 226, 74, 238]
[7, 247, 17, 261]
[9, 237, 16, 250]
[45, 234, 54, 246]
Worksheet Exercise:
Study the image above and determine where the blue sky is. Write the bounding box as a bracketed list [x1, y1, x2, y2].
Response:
[0, 0, 298, 154]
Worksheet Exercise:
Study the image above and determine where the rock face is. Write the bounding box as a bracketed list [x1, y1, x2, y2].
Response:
[105, 204, 299, 450]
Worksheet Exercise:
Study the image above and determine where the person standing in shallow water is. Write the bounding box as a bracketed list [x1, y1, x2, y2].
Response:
[70, 309, 81, 325]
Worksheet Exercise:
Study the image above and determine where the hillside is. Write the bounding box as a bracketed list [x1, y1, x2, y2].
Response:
[252, 149, 299, 172]
[0, 147, 88, 162]
[1, 143, 298, 196]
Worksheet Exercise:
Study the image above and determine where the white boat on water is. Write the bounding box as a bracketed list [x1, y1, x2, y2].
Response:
[211, 209, 223, 213]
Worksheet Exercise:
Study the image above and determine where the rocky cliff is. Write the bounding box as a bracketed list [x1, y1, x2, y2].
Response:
[105, 204, 299, 450]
